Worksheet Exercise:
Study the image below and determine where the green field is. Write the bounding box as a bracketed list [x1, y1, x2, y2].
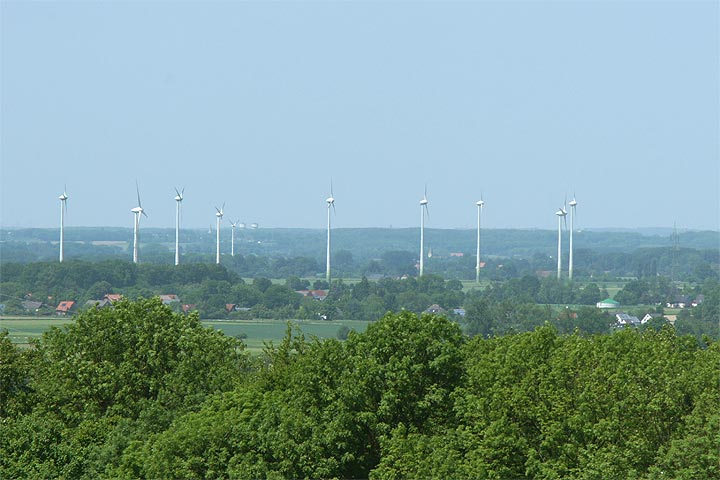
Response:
[204, 319, 370, 353]
[0, 317, 74, 345]
[0, 316, 369, 352]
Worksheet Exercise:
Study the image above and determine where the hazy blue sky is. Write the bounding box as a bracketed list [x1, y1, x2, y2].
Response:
[2, 1, 718, 231]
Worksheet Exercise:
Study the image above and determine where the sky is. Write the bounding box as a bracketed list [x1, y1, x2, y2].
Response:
[1, 1, 718, 231]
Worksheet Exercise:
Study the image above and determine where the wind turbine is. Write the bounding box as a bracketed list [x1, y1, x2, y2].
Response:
[475, 195, 485, 283]
[174, 187, 184, 266]
[131, 183, 147, 264]
[555, 203, 567, 280]
[419, 187, 429, 277]
[59, 187, 68, 262]
[326, 182, 336, 283]
[568, 195, 578, 280]
[230, 220, 239, 257]
[215, 203, 224, 264]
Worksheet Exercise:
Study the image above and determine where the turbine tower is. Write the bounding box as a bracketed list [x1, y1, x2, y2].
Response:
[230, 220, 239, 257]
[555, 203, 567, 279]
[174, 187, 184, 266]
[131, 183, 147, 264]
[475, 196, 485, 283]
[59, 187, 68, 262]
[568, 195, 578, 280]
[326, 182, 335, 283]
[419, 187, 429, 277]
[215, 204, 224, 264]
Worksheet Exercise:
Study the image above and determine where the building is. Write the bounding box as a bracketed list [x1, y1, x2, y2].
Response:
[158, 294, 180, 304]
[615, 312, 640, 327]
[425, 304, 446, 315]
[56, 300, 76, 316]
[84, 299, 112, 309]
[296, 290, 329, 301]
[641, 313, 664, 324]
[666, 295, 691, 309]
[597, 298, 620, 309]
[21, 300, 44, 313]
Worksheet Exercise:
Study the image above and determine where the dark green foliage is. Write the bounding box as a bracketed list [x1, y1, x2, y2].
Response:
[1, 304, 718, 478]
[0, 298, 247, 478]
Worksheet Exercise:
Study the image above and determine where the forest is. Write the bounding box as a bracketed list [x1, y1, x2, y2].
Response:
[1, 298, 718, 478]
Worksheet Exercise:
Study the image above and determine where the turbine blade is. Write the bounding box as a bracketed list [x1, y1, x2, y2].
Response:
[175, 187, 181, 198]
[136, 181, 142, 208]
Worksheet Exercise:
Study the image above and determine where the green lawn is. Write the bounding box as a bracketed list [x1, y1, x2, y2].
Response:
[1, 316, 370, 353]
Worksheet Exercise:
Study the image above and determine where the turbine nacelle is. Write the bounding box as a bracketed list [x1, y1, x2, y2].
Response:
[569, 197, 577, 207]
[174, 187, 184, 202]
[556, 208, 567, 217]
[476, 200, 484, 207]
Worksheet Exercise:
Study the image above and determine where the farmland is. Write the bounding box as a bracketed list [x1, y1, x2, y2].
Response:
[0, 316, 368, 353]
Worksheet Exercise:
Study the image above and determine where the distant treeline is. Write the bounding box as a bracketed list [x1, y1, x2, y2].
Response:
[1, 299, 718, 478]
[2, 227, 718, 281]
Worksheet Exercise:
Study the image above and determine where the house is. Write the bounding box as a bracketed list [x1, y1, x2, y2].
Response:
[692, 295, 705, 307]
[104, 294, 123, 303]
[21, 300, 44, 313]
[615, 312, 640, 327]
[158, 294, 180, 304]
[56, 300, 76, 316]
[425, 304, 446, 315]
[182, 304, 197, 313]
[666, 295, 691, 309]
[597, 298, 620, 309]
[452, 308, 466, 317]
[84, 299, 112, 309]
[295, 290, 329, 301]
[225, 303, 239, 313]
[641, 313, 663, 324]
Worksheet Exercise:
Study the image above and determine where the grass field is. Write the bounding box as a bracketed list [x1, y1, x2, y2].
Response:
[204, 319, 370, 353]
[0, 316, 369, 353]
[0, 317, 74, 346]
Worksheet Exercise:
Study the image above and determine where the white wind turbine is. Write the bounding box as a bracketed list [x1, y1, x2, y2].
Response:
[131, 183, 148, 264]
[326, 182, 336, 283]
[59, 187, 68, 262]
[419, 187, 429, 277]
[174, 187, 184, 266]
[568, 195, 578, 280]
[555, 202, 567, 280]
[230, 219, 239, 257]
[215, 203, 224, 264]
[475, 195, 485, 283]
